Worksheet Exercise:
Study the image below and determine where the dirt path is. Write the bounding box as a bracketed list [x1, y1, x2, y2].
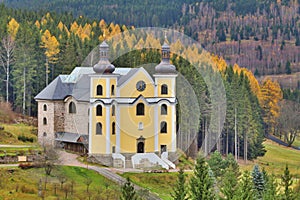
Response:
[58, 150, 161, 200]
[58, 150, 86, 167]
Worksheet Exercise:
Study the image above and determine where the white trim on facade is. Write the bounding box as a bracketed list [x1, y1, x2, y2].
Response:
[106, 106, 110, 154]
[154, 104, 158, 152]
[116, 105, 121, 153]
[171, 105, 176, 152]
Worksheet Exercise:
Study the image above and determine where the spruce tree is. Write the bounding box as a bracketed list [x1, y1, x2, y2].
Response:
[172, 168, 187, 200]
[280, 164, 295, 200]
[237, 170, 254, 200]
[252, 165, 265, 199]
[263, 173, 279, 200]
[189, 153, 215, 200]
[121, 177, 138, 200]
[220, 166, 238, 200]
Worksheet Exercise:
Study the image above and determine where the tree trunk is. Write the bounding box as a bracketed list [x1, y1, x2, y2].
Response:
[23, 67, 26, 115]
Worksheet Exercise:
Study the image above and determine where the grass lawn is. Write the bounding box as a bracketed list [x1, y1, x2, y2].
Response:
[123, 139, 300, 199]
[0, 165, 119, 200]
[240, 139, 300, 177]
[122, 172, 178, 200]
[0, 123, 37, 145]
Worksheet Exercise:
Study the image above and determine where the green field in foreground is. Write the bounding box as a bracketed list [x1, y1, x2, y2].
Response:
[123, 139, 300, 200]
[0, 166, 119, 200]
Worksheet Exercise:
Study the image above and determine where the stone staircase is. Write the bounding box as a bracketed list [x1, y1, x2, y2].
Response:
[131, 153, 175, 169]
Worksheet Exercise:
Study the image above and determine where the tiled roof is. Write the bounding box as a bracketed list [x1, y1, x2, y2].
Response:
[55, 132, 88, 144]
[34, 67, 140, 101]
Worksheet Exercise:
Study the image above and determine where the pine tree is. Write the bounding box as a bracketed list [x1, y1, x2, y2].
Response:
[280, 165, 295, 200]
[263, 173, 279, 200]
[172, 168, 187, 200]
[252, 165, 265, 199]
[121, 177, 138, 200]
[237, 170, 254, 200]
[189, 153, 216, 200]
[220, 166, 238, 200]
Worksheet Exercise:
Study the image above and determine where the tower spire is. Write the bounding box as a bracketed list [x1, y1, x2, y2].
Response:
[93, 41, 115, 74]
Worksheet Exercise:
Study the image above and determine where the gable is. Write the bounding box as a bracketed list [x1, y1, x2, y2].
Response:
[118, 68, 155, 98]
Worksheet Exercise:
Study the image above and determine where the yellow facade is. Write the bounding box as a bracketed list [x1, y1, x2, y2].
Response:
[119, 69, 154, 98]
[89, 67, 176, 155]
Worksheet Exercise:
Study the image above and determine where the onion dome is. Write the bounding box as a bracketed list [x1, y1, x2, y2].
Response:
[93, 41, 115, 74]
[155, 40, 177, 74]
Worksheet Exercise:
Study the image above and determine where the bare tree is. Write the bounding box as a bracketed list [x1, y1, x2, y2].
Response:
[277, 100, 300, 147]
[0, 36, 15, 103]
[84, 176, 93, 193]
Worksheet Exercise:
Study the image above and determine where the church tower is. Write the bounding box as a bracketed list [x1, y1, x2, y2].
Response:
[153, 38, 178, 154]
[89, 41, 119, 160]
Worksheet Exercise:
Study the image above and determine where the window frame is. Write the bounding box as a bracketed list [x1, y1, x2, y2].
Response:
[96, 105, 103, 116]
[161, 104, 168, 115]
[160, 121, 167, 133]
[96, 85, 103, 96]
[161, 84, 168, 95]
[136, 103, 145, 116]
[96, 122, 102, 135]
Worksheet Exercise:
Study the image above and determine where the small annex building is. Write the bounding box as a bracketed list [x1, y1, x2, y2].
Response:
[35, 40, 177, 169]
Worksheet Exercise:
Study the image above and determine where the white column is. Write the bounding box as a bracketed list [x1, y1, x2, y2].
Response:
[154, 104, 159, 152]
[172, 78, 176, 97]
[171, 105, 176, 152]
[88, 104, 93, 154]
[105, 106, 110, 154]
[154, 78, 158, 97]
[106, 78, 110, 97]
[116, 105, 121, 153]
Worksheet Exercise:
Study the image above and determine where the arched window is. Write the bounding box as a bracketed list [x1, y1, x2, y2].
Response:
[112, 122, 115, 135]
[160, 121, 167, 133]
[69, 102, 76, 114]
[97, 85, 103, 96]
[111, 85, 115, 95]
[112, 105, 115, 116]
[161, 84, 168, 95]
[96, 105, 102, 116]
[96, 122, 102, 135]
[43, 104, 47, 111]
[43, 132, 47, 137]
[161, 104, 167, 115]
[136, 103, 144, 116]
[43, 117, 47, 125]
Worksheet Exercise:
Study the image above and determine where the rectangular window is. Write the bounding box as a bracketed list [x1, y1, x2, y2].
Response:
[112, 146, 116, 153]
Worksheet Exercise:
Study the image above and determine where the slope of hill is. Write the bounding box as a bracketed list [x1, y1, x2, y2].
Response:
[3, 0, 300, 76]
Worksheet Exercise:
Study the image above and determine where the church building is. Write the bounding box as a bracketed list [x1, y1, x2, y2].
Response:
[35, 39, 177, 169]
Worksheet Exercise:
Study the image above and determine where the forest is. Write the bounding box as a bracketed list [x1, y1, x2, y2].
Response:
[3, 0, 300, 77]
[0, 1, 299, 160]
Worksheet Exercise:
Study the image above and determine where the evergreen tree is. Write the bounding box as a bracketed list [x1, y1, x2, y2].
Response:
[121, 177, 138, 200]
[280, 165, 295, 200]
[285, 61, 292, 74]
[189, 153, 216, 200]
[172, 168, 187, 200]
[236, 170, 254, 200]
[252, 165, 265, 199]
[219, 166, 238, 200]
[263, 173, 279, 200]
[207, 151, 226, 178]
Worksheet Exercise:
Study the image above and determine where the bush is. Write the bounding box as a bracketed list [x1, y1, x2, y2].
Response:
[17, 135, 35, 143]
[0, 126, 4, 130]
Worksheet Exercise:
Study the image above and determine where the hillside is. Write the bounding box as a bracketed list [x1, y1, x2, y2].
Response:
[3, 0, 300, 76]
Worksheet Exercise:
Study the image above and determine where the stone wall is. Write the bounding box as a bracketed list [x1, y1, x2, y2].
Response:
[64, 97, 89, 134]
[88, 154, 113, 167]
[37, 101, 55, 146]
[54, 102, 65, 133]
